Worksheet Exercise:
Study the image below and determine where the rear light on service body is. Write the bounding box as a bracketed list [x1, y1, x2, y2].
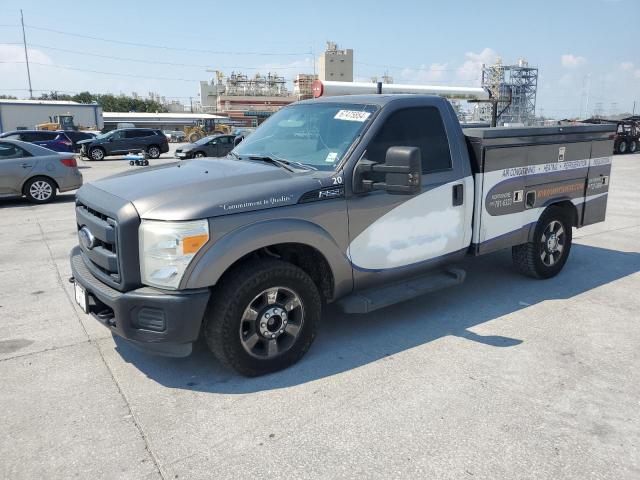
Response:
[60, 157, 77, 167]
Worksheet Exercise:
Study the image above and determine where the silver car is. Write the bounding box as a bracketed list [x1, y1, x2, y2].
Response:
[0, 139, 83, 203]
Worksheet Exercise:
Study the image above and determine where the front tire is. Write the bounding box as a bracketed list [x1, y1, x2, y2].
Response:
[628, 140, 637, 154]
[616, 140, 628, 154]
[204, 259, 321, 376]
[89, 147, 105, 161]
[194, 151, 206, 158]
[24, 176, 57, 204]
[147, 145, 161, 159]
[512, 206, 573, 279]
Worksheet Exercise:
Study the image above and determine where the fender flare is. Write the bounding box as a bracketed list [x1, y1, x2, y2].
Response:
[182, 218, 353, 298]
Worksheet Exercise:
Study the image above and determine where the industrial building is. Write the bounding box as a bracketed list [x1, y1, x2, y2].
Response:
[0, 99, 103, 133]
[293, 74, 319, 100]
[318, 41, 354, 82]
[478, 57, 539, 126]
[199, 72, 296, 126]
[102, 112, 229, 131]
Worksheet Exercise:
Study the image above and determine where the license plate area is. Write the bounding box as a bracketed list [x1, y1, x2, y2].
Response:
[74, 282, 88, 313]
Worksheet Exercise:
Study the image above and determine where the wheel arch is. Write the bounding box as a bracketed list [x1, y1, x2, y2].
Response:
[526, 200, 578, 242]
[21, 174, 58, 196]
[182, 219, 353, 301]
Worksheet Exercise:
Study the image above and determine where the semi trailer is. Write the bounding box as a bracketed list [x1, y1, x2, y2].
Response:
[69, 94, 614, 376]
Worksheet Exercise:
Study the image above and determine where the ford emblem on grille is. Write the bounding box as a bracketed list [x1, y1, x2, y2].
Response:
[79, 226, 97, 250]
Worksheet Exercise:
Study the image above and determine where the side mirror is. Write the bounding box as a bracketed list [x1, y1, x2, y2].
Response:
[234, 135, 244, 146]
[354, 146, 422, 195]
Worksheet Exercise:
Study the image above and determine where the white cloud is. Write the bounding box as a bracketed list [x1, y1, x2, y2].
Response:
[561, 54, 586, 68]
[400, 62, 450, 84]
[0, 45, 53, 65]
[457, 48, 499, 82]
[619, 61, 634, 71]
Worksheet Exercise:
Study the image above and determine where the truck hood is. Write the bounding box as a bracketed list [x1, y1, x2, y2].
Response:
[81, 158, 325, 220]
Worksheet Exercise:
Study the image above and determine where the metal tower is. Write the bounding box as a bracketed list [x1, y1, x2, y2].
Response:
[481, 58, 538, 125]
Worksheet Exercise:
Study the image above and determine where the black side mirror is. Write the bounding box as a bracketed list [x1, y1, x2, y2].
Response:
[234, 135, 244, 146]
[354, 146, 422, 195]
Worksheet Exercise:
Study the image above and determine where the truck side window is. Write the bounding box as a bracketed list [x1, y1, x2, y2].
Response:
[367, 107, 452, 174]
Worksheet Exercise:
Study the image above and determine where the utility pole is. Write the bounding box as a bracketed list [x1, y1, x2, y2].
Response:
[20, 9, 33, 99]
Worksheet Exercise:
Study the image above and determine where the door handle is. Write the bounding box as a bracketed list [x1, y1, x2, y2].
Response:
[452, 184, 464, 206]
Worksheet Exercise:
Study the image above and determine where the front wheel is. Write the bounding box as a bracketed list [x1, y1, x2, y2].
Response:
[512, 207, 573, 279]
[147, 145, 161, 159]
[616, 140, 628, 154]
[628, 140, 637, 154]
[204, 259, 321, 376]
[89, 147, 105, 161]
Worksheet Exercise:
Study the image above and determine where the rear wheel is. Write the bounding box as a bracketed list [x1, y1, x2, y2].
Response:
[512, 207, 573, 279]
[147, 145, 161, 159]
[24, 176, 57, 204]
[89, 147, 105, 161]
[194, 151, 206, 158]
[628, 140, 637, 154]
[204, 259, 321, 376]
[616, 140, 628, 154]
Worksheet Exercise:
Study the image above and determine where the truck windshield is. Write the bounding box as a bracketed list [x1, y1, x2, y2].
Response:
[233, 102, 378, 171]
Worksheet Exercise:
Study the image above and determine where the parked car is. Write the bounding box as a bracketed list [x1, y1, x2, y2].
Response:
[0, 130, 74, 153]
[163, 130, 187, 143]
[63, 130, 97, 152]
[174, 134, 235, 159]
[0, 139, 82, 203]
[77, 128, 169, 161]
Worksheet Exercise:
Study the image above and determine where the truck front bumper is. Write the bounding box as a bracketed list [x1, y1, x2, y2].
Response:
[70, 246, 210, 357]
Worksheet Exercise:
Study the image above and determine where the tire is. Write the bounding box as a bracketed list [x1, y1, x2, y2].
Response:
[89, 147, 105, 161]
[204, 259, 321, 376]
[512, 206, 573, 279]
[24, 176, 57, 204]
[617, 140, 627, 154]
[194, 151, 206, 158]
[629, 140, 637, 154]
[147, 145, 161, 159]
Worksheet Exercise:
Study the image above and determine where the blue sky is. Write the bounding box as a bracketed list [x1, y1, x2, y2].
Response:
[0, 0, 638, 118]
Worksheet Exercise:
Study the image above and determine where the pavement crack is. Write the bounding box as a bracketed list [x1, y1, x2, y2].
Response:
[35, 220, 166, 480]
[0, 340, 90, 362]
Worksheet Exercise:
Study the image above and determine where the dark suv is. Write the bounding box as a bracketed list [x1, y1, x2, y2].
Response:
[0, 130, 74, 153]
[77, 128, 169, 161]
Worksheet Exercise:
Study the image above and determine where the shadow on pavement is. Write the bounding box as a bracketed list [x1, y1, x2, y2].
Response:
[114, 244, 640, 393]
[0, 193, 77, 208]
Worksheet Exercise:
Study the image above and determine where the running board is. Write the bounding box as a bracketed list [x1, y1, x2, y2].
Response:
[338, 268, 466, 314]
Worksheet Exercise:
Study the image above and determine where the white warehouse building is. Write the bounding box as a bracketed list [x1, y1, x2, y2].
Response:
[0, 99, 103, 133]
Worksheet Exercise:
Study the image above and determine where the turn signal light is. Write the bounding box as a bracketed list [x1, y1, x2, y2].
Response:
[60, 157, 77, 167]
[182, 233, 209, 254]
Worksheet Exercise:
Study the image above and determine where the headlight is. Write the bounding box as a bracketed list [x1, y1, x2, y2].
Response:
[139, 219, 209, 289]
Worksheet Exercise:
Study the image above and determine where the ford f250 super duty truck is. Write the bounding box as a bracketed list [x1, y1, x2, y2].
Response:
[70, 95, 614, 376]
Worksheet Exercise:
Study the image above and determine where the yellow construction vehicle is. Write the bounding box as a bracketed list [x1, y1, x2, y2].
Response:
[36, 114, 82, 131]
[183, 119, 232, 143]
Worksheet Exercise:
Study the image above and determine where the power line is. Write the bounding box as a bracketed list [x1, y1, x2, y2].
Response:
[23, 24, 311, 56]
[0, 42, 312, 70]
[0, 61, 200, 82]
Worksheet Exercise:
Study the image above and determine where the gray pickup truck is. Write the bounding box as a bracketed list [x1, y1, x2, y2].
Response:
[70, 95, 614, 376]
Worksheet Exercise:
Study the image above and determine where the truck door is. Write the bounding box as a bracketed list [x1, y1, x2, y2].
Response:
[0, 141, 36, 194]
[347, 105, 473, 289]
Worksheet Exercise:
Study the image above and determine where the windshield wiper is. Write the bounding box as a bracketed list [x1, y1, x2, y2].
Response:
[246, 155, 296, 172]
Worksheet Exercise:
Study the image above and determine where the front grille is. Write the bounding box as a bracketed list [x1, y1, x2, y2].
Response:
[76, 202, 120, 282]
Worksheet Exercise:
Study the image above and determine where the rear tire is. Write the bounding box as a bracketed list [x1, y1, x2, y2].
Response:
[194, 151, 206, 158]
[628, 140, 637, 154]
[204, 259, 321, 376]
[616, 140, 628, 154]
[24, 176, 57, 204]
[512, 206, 572, 279]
